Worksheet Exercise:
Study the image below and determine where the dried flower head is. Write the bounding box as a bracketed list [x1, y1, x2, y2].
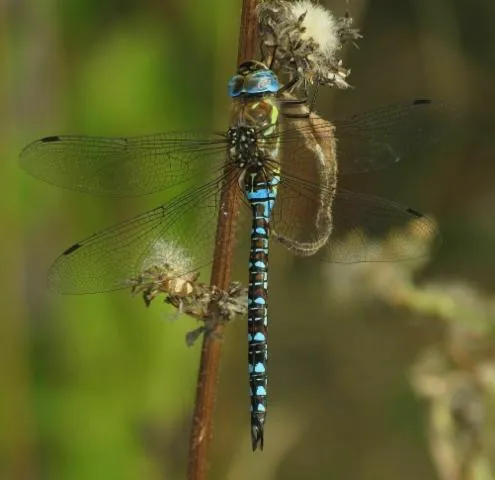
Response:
[258, 0, 361, 89]
[140, 239, 194, 276]
[128, 240, 198, 306]
[179, 281, 248, 346]
[127, 240, 247, 345]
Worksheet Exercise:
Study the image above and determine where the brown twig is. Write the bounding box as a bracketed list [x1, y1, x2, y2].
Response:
[186, 1, 259, 478]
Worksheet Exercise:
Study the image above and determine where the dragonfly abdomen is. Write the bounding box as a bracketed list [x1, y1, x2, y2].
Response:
[245, 169, 279, 451]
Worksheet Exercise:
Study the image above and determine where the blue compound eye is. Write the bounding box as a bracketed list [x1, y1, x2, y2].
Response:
[244, 70, 280, 95]
[228, 75, 245, 97]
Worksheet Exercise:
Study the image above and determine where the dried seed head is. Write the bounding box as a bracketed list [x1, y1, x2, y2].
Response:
[127, 240, 198, 306]
[127, 241, 248, 344]
[140, 240, 195, 278]
[290, 1, 340, 58]
[258, 0, 362, 88]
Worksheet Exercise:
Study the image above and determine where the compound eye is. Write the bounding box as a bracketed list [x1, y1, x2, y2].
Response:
[244, 71, 280, 95]
[228, 75, 245, 97]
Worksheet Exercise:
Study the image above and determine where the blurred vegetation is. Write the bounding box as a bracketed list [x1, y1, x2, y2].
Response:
[3, 0, 495, 479]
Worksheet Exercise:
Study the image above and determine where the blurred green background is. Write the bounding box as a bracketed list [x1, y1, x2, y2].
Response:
[3, 0, 495, 478]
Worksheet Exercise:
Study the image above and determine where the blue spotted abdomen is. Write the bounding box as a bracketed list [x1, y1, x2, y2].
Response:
[244, 169, 279, 451]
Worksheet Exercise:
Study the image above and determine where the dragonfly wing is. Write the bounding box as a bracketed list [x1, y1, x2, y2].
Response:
[269, 103, 443, 261]
[271, 113, 338, 256]
[325, 188, 441, 263]
[49, 181, 224, 294]
[332, 99, 454, 175]
[20, 132, 227, 196]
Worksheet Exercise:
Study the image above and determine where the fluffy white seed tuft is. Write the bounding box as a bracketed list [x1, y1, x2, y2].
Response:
[290, 1, 340, 58]
[258, 0, 361, 88]
[140, 240, 194, 278]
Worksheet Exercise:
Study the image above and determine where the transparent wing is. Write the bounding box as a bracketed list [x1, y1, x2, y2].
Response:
[277, 99, 454, 174]
[274, 177, 440, 263]
[271, 100, 446, 260]
[271, 113, 337, 256]
[273, 169, 440, 262]
[20, 132, 227, 196]
[324, 188, 441, 263]
[48, 179, 225, 294]
[332, 99, 453, 175]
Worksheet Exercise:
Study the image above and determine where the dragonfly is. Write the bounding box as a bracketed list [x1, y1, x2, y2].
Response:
[20, 60, 445, 451]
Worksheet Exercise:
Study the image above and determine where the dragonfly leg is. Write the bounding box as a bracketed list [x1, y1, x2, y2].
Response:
[280, 82, 321, 119]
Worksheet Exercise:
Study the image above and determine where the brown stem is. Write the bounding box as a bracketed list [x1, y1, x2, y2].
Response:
[186, 1, 259, 478]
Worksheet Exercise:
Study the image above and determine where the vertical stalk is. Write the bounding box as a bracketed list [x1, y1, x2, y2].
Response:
[187, 1, 259, 478]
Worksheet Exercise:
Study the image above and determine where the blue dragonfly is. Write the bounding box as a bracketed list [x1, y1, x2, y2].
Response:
[20, 60, 444, 450]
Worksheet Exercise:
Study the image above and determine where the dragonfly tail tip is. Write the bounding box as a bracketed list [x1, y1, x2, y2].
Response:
[251, 422, 264, 451]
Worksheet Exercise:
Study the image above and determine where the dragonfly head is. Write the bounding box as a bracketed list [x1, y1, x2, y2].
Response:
[228, 60, 280, 98]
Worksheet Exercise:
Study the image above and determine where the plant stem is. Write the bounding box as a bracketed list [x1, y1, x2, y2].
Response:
[186, 1, 259, 478]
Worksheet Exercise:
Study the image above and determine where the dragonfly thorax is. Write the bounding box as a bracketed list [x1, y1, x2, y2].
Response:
[227, 126, 265, 169]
